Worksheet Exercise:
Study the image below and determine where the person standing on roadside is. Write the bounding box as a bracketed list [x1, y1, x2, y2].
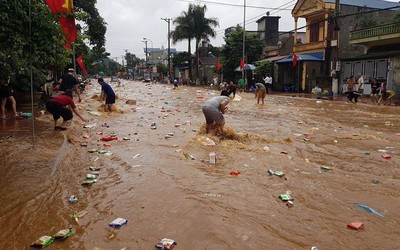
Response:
[0, 70, 19, 119]
[356, 73, 365, 100]
[55, 68, 82, 102]
[370, 78, 380, 104]
[346, 76, 357, 102]
[46, 89, 86, 130]
[202, 91, 230, 134]
[98, 78, 116, 112]
[255, 82, 267, 105]
[263, 75, 272, 94]
[378, 81, 388, 105]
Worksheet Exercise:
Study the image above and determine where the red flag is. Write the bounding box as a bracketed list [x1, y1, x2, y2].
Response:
[45, 0, 77, 49]
[216, 60, 222, 73]
[240, 58, 245, 69]
[76, 55, 88, 76]
[292, 53, 298, 67]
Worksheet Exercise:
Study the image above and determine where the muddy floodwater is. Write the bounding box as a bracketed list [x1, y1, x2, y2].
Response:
[0, 80, 399, 250]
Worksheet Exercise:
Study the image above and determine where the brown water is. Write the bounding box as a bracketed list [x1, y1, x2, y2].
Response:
[0, 80, 399, 249]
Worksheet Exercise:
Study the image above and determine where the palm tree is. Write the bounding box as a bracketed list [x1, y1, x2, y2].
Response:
[171, 4, 195, 81]
[191, 5, 219, 80]
[171, 4, 219, 82]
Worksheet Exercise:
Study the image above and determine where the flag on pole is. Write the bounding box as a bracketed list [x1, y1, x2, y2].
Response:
[216, 60, 222, 73]
[76, 55, 88, 76]
[240, 58, 245, 69]
[292, 53, 298, 67]
[45, 0, 77, 49]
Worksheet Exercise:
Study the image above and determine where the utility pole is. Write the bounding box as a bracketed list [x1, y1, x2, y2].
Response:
[141, 39, 148, 72]
[162, 18, 172, 80]
[242, 0, 246, 82]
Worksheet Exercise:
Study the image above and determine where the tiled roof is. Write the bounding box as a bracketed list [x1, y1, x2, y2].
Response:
[325, 0, 399, 9]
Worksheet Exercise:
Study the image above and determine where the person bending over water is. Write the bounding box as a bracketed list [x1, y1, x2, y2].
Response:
[202, 91, 230, 134]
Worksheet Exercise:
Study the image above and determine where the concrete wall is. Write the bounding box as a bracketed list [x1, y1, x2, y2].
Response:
[338, 6, 397, 59]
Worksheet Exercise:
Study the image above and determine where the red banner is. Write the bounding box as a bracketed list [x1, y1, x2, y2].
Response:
[76, 55, 88, 76]
[292, 53, 298, 67]
[240, 58, 245, 69]
[45, 0, 77, 49]
[216, 60, 222, 73]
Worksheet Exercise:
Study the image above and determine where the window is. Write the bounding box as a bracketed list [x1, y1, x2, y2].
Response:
[309, 23, 319, 42]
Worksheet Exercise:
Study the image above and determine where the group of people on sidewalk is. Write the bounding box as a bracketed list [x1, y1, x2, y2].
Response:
[47, 68, 116, 130]
[346, 73, 395, 104]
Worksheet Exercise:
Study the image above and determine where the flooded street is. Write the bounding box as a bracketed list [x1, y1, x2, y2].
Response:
[1, 79, 399, 250]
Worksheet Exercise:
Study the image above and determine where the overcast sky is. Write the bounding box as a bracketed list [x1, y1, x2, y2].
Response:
[96, 0, 398, 63]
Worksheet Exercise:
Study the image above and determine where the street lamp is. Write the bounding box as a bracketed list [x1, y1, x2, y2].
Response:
[141, 39, 148, 68]
[143, 37, 153, 65]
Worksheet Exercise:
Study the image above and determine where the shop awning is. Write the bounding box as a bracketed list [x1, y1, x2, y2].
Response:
[255, 55, 288, 64]
[275, 52, 324, 63]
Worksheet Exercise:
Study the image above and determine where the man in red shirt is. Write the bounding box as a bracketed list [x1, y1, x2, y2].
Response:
[46, 90, 86, 130]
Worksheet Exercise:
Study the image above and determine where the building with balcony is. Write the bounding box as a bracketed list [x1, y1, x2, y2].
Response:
[278, 0, 399, 93]
[345, 22, 400, 94]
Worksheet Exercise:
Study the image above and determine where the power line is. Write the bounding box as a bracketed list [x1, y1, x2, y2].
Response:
[177, 0, 293, 10]
[214, 0, 296, 35]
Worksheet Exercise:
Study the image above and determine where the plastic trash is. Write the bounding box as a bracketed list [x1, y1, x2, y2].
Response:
[372, 179, 380, 184]
[279, 194, 294, 201]
[53, 228, 72, 239]
[30, 236, 54, 248]
[347, 221, 364, 230]
[69, 195, 78, 204]
[155, 238, 177, 250]
[81, 179, 97, 185]
[197, 136, 216, 146]
[230, 171, 241, 176]
[132, 154, 140, 159]
[86, 174, 96, 179]
[83, 123, 96, 128]
[21, 113, 33, 118]
[320, 166, 332, 171]
[382, 154, 391, 159]
[354, 204, 384, 217]
[101, 136, 118, 142]
[109, 218, 128, 228]
[209, 152, 216, 164]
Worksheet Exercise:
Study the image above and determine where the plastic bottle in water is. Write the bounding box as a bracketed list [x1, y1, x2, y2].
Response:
[209, 152, 216, 164]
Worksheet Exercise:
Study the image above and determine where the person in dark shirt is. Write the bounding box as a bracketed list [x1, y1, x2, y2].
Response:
[98, 78, 116, 112]
[46, 89, 86, 130]
[227, 81, 236, 98]
[0, 72, 19, 119]
[370, 78, 380, 104]
[56, 68, 82, 103]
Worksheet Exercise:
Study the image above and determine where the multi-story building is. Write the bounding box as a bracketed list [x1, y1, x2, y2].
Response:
[277, 0, 399, 93]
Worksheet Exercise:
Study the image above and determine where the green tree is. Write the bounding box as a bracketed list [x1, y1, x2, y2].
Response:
[156, 62, 168, 76]
[191, 5, 219, 80]
[125, 52, 142, 68]
[171, 4, 195, 80]
[172, 52, 191, 66]
[221, 26, 264, 80]
[0, 0, 70, 92]
[255, 61, 273, 81]
[171, 4, 218, 81]
[0, 0, 108, 91]
[75, 0, 108, 60]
